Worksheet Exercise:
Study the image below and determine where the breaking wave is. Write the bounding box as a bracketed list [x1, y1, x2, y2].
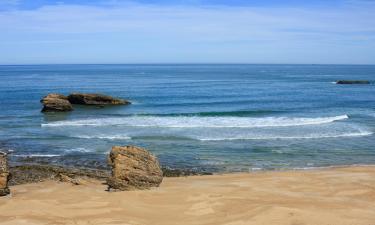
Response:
[73, 135, 131, 140]
[13, 154, 61, 157]
[42, 114, 349, 128]
[198, 131, 373, 141]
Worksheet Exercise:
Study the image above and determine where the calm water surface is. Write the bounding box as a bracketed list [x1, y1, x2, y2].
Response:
[0, 64, 374, 172]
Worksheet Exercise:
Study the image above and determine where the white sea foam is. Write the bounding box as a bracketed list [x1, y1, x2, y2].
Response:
[42, 114, 349, 128]
[198, 131, 373, 141]
[0, 149, 14, 154]
[73, 135, 131, 140]
[13, 154, 61, 157]
[65, 147, 92, 153]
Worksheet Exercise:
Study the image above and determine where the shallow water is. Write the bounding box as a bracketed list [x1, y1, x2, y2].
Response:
[1, 64, 375, 172]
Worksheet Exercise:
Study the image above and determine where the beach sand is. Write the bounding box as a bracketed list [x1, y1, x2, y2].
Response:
[1, 166, 375, 225]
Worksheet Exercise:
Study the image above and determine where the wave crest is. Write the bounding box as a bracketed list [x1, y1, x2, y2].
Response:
[42, 114, 349, 128]
[198, 131, 373, 141]
[73, 135, 131, 140]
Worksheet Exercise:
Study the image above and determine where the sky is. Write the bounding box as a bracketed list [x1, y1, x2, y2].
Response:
[0, 0, 374, 64]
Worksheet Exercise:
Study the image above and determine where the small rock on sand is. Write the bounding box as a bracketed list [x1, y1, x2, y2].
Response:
[107, 146, 163, 191]
[0, 152, 10, 196]
[58, 173, 85, 185]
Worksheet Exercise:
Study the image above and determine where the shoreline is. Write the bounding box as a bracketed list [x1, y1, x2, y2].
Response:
[1, 165, 375, 225]
[8, 163, 215, 186]
[7, 162, 375, 186]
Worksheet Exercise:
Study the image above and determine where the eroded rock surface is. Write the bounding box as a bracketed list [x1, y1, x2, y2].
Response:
[41, 93, 73, 112]
[107, 146, 163, 191]
[0, 152, 10, 196]
[68, 93, 130, 105]
[9, 165, 109, 186]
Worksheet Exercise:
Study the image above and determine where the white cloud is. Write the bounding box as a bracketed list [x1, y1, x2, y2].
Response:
[0, 0, 19, 8]
[0, 1, 374, 64]
[0, 2, 374, 38]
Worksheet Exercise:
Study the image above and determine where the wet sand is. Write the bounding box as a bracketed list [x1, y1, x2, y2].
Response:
[1, 166, 375, 225]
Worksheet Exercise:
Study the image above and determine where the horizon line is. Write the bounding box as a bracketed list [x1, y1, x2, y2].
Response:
[1, 63, 375, 66]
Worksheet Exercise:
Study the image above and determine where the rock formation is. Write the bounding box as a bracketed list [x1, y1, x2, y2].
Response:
[0, 152, 10, 196]
[9, 165, 110, 186]
[107, 146, 163, 191]
[41, 93, 130, 112]
[336, 80, 370, 84]
[41, 93, 73, 112]
[68, 93, 130, 105]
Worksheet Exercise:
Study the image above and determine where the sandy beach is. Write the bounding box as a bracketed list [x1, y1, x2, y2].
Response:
[1, 0, 375, 223]
[0, 166, 375, 225]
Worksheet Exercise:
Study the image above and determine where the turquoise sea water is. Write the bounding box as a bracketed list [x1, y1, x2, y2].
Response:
[0, 64, 375, 172]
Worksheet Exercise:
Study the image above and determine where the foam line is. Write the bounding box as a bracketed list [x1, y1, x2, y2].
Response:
[42, 115, 349, 128]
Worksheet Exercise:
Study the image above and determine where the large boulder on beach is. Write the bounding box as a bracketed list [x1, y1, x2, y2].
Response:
[0, 152, 10, 196]
[336, 80, 370, 85]
[68, 93, 130, 105]
[107, 146, 163, 191]
[41, 93, 73, 112]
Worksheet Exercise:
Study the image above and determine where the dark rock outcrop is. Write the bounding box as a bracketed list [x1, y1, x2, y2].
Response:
[9, 165, 109, 186]
[336, 80, 370, 85]
[0, 152, 10, 196]
[162, 168, 213, 177]
[9, 164, 209, 186]
[41, 93, 73, 112]
[107, 146, 163, 191]
[68, 93, 130, 105]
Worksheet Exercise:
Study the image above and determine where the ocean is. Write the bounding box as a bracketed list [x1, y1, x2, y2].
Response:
[0, 64, 374, 172]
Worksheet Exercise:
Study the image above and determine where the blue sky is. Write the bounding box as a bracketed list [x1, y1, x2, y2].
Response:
[0, 0, 374, 64]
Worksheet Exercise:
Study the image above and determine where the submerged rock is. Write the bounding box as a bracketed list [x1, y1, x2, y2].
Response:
[336, 80, 370, 85]
[0, 152, 10, 196]
[68, 93, 130, 105]
[41, 93, 73, 112]
[107, 146, 163, 191]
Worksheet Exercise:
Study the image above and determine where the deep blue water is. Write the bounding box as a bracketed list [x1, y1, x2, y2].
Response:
[0, 64, 375, 172]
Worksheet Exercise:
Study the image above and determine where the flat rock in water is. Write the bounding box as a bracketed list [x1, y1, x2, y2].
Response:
[0, 152, 10, 196]
[68, 93, 130, 105]
[107, 146, 163, 191]
[41, 93, 73, 112]
[336, 80, 370, 84]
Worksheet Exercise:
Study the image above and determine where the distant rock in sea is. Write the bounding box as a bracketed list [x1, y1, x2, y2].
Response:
[68, 93, 130, 105]
[40, 93, 73, 112]
[40, 92, 130, 112]
[107, 146, 163, 191]
[336, 80, 370, 84]
[0, 152, 10, 196]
